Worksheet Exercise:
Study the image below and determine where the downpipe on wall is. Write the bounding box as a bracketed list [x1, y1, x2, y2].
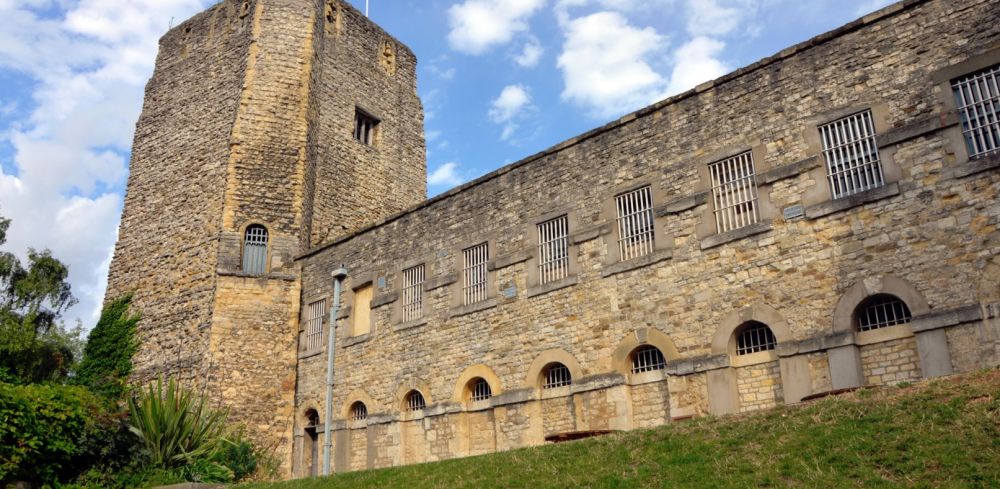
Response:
[323, 266, 348, 476]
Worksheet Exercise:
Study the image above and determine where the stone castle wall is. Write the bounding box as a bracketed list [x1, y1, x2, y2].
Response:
[291, 0, 1000, 475]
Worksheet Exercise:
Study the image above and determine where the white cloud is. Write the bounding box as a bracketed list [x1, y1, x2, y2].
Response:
[447, 0, 546, 55]
[557, 11, 667, 118]
[665, 36, 729, 95]
[489, 84, 533, 142]
[427, 162, 465, 187]
[0, 0, 210, 327]
[514, 38, 543, 67]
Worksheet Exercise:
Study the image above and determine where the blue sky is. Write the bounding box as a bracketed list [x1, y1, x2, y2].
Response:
[0, 0, 894, 328]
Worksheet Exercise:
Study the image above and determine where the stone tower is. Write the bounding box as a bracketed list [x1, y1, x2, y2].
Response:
[105, 0, 425, 472]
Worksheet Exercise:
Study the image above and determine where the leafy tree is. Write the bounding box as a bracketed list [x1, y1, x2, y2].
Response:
[0, 211, 78, 383]
[76, 294, 140, 400]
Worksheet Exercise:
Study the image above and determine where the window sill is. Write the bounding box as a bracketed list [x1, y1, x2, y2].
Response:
[527, 275, 579, 298]
[699, 221, 772, 250]
[731, 350, 778, 368]
[341, 333, 372, 347]
[216, 269, 297, 281]
[953, 152, 1000, 179]
[539, 385, 572, 400]
[601, 248, 673, 277]
[393, 317, 427, 332]
[803, 182, 900, 219]
[628, 369, 668, 385]
[855, 324, 913, 346]
[449, 298, 498, 318]
[297, 348, 323, 360]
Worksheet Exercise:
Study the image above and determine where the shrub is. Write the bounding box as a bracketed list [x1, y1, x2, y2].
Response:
[75, 294, 139, 400]
[213, 435, 258, 482]
[0, 382, 117, 485]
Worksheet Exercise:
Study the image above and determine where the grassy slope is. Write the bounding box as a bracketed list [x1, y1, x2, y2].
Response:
[246, 369, 1000, 488]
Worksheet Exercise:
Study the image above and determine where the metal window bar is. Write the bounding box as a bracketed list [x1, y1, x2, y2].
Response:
[537, 216, 569, 285]
[463, 243, 488, 305]
[819, 110, 884, 199]
[542, 363, 572, 389]
[354, 111, 376, 145]
[242, 225, 268, 275]
[710, 151, 760, 233]
[857, 295, 913, 332]
[736, 321, 777, 355]
[406, 391, 426, 411]
[630, 345, 666, 373]
[615, 186, 655, 261]
[952, 64, 1000, 159]
[351, 402, 367, 421]
[305, 299, 326, 351]
[470, 378, 492, 402]
[402, 264, 425, 322]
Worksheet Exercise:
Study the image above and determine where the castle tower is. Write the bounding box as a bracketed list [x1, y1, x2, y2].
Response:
[105, 0, 425, 473]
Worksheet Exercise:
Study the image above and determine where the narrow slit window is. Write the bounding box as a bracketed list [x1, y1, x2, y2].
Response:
[736, 321, 776, 356]
[630, 345, 666, 374]
[615, 186, 655, 261]
[542, 363, 572, 389]
[242, 224, 268, 275]
[354, 109, 379, 145]
[305, 299, 325, 351]
[406, 390, 426, 411]
[856, 294, 912, 332]
[469, 377, 492, 402]
[537, 215, 569, 285]
[710, 151, 760, 233]
[402, 264, 425, 322]
[819, 110, 884, 199]
[952, 63, 1000, 159]
[350, 401, 367, 421]
[462, 243, 488, 305]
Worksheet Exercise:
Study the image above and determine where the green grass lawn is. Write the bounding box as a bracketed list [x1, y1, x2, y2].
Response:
[244, 369, 1000, 488]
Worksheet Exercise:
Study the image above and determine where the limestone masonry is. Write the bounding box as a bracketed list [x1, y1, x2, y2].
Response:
[107, 0, 1000, 478]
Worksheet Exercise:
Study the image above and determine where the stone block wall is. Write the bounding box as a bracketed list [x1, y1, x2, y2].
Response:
[291, 0, 1000, 475]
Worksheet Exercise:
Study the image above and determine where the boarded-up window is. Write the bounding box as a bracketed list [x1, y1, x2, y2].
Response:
[352, 284, 373, 336]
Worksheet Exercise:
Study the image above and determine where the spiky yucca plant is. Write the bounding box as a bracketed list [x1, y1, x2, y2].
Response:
[127, 377, 232, 468]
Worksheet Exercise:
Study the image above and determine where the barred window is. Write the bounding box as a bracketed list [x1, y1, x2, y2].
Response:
[350, 401, 367, 421]
[354, 109, 378, 145]
[402, 264, 425, 322]
[469, 377, 492, 402]
[405, 390, 426, 411]
[630, 345, 666, 374]
[736, 321, 777, 356]
[952, 64, 1000, 159]
[710, 151, 760, 233]
[542, 363, 572, 389]
[304, 299, 325, 351]
[537, 215, 569, 285]
[462, 243, 488, 305]
[856, 294, 912, 332]
[242, 224, 268, 275]
[819, 110, 884, 199]
[615, 186, 655, 261]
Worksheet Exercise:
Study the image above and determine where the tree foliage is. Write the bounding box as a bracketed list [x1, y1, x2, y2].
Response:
[76, 294, 140, 400]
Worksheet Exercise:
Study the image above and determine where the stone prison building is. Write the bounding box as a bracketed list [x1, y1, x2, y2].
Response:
[106, 0, 1000, 478]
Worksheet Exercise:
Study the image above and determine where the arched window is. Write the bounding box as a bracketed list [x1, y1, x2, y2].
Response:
[630, 345, 666, 373]
[242, 224, 269, 275]
[350, 401, 367, 421]
[304, 408, 319, 427]
[542, 362, 572, 389]
[405, 390, 426, 411]
[856, 294, 912, 332]
[468, 377, 492, 402]
[736, 321, 776, 355]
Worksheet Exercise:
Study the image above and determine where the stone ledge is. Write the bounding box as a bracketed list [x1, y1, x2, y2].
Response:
[393, 318, 427, 332]
[341, 332, 371, 348]
[571, 373, 626, 394]
[425, 273, 456, 291]
[494, 250, 531, 269]
[570, 224, 609, 245]
[526, 275, 579, 298]
[804, 182, 900, 219]
[601, 248, 673, 277]
[297, 348, 323, 360]
[665, 354, 728, 375]
[449, 298, 498, 318]
[952, 152, 1000, 179]
[876, 113, 957, 148]
[657, 191, 709, 216]
[216, 269, 297, 281]
[491, 388, 535, 407]
[910, 305, 983, 333]
[778, 331, 854, 357]
[370, 291, 397, 308]
[699, 221, 772, 250]
[757, 155, 821, 184]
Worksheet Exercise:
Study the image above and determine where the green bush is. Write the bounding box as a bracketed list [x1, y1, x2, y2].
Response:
[75, 294, 139, 400]
[0, 382, 117, 485]
[214, 435, 258, 482]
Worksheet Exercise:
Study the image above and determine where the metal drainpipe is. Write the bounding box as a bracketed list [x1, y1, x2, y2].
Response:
[323, 266, 348, 476]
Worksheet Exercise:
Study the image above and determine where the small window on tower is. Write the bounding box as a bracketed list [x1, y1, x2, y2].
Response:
[354, 109, 379, 145]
